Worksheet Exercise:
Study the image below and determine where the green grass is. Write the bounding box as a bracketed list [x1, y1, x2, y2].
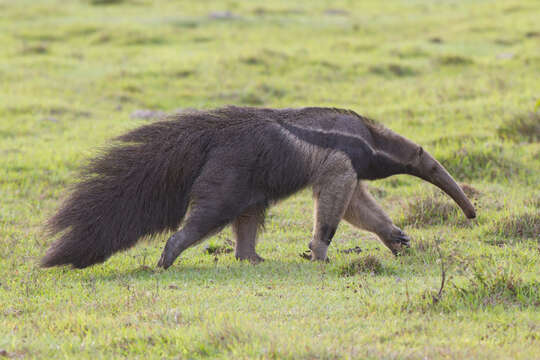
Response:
[1, 0, 539, 358]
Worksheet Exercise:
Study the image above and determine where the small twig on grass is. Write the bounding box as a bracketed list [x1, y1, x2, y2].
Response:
[432, 238, 447, 304]
[405, 280, 410, 304]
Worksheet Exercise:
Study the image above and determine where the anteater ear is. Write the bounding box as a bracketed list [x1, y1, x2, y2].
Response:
[418, 146, 424, 157]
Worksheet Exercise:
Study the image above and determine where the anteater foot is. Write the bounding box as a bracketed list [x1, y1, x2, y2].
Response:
[386, 228, 411, 256]
[157, 251, 175, 269]
[308, 240, 329, 261]
[395, 229, 410, 247]
[157, 233, 185, 269]
[236, 253, 265, 264]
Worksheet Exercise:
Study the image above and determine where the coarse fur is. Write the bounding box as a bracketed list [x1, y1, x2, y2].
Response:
[41, 106, 476, 269]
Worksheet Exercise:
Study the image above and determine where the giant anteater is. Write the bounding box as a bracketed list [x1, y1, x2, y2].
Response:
[41, 107, 476, 269]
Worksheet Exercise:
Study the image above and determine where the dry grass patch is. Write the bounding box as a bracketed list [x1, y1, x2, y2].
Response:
[338, 255, 383, 276]
[409, 268, 540, 312]
[391, 46, 429, 59]
[429, 134, 485, 147]
[369, 63, 418, 77]
[497, 111, 540, 143]
[460, 183, 481, 198]
[90, 0, 124, 4]
[397, 191, 468, 228]
[525, 195, 540, 209]
[451, 268, 540, 309]
[488, 212, 540, 240]
[439, 146, 525, 182]
[412, 237, 437, 253]
[20, 43, 48, 55]
[435, 54, 474, 66]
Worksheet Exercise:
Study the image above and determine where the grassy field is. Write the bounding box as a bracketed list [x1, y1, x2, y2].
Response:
[1, 0, 539, 358]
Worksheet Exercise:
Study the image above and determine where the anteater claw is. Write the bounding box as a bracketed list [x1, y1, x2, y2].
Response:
[386, 228, 411, 256]
[396, 230, 411, 247]
[157, 251, 174, 269]
[157, 254, 166, 269]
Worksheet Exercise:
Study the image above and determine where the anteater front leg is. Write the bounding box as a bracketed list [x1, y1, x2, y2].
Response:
[232, 205, 266, 264]
[344, 182, 410, 255]
[310, 160, 357, 261]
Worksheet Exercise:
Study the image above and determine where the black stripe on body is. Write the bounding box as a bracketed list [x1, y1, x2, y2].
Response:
[277, 120, 407, 180]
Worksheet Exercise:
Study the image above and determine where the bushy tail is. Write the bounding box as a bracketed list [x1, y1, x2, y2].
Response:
[41, 117, 211, 268]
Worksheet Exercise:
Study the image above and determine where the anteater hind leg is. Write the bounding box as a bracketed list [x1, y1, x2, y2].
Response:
[344, 182, 410, 255]
[157, 220, 207, 269]
[157, 200, 257, 269]
[310, 159, 357, 261]
[157, 160, 255, 269]
[232, 206, 266, 264]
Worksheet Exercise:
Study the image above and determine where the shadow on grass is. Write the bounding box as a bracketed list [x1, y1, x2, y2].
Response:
[78, 252, 413, 284]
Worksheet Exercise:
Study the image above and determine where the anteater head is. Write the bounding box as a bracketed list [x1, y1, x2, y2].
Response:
[369, 125, 476, 219]
[406, 146, 476, 218]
